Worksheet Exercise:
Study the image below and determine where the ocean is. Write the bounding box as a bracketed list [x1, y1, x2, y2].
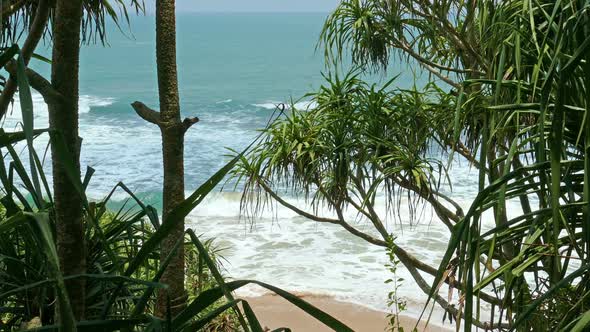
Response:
[3, 13, 496, 322]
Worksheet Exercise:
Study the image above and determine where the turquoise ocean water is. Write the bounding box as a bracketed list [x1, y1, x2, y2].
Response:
[25, 13, 425, 206]
[55, 13, 334, 204]
[9, 13, 430, 206]
[4, 13, 499, 323]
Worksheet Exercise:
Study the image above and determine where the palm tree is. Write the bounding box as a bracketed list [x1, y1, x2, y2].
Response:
[0, 0, 144, 321]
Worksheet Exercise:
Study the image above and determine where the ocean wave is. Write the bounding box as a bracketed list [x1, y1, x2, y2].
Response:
[253, 100, 317, 111]
[79, 95, 116, 113]
[216, 99, 233, 104]
[5, 93, 116, 126]
[181, 180, 517, 318]
[188, 195, 453, 317]
[252, 102, 280, 110]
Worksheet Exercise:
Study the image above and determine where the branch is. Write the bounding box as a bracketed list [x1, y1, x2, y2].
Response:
[0, 0, 50, 118]
[131, 101, 198, 132]
[397, 251, 507, 330]
[389, 175, 459, 231]
[418, 61, 461, 89]
[255, 177, 501, 307]
[411, 0, 484, 68]
[345, 196, 373, 221]
[4, 61, 63, 105]
[396, 41, 484, 76]
[330, 192, 389, 247]
[430, 190, 464, 219]
[131, 101, 161, 126]
[182, 116, 199, 133]
[1, 0, 27, 20]
[450, 140, 485, 170]
[257, 180, 388, 246]
[338, 215, 388, 247]
[257, 181, 341, 224]
[348, 175, 389, 239]
[327, 180, 503, 310]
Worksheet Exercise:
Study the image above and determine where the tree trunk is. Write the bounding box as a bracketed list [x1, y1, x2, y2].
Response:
[155, 0, 186, 317]
[132, 0, 198, 317]
[48, 0, 85, 321]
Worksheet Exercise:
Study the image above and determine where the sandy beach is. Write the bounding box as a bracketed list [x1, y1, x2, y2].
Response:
[243, 294, 453, 332]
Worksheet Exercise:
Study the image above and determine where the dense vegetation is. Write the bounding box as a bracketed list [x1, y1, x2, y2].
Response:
[0, 0, 353, 331]
[2, 0, 590, 331]
[235, 0, 590, 330]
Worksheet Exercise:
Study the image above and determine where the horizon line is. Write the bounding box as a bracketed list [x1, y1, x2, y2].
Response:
[141, 10, 333, 14]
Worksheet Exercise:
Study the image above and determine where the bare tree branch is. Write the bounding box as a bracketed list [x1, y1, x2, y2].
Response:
[257, 180, 388, 246]
[131, 101, 161, 126]
[255, 177, 502, 308]
[1, 0, 27, 20]
[416, 61, 462, 89]
[396, 41, 483, 76]
[397, 251, 507, 330]
[349, 175, 389, 238]
[182, 116, 199, 132]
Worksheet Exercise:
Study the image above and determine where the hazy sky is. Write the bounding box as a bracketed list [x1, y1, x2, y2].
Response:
[144, 0, 340, 13]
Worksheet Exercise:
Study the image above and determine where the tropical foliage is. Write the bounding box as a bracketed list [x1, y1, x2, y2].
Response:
[0, 0, 145, 46]
[0, 1, 357, 331]
[235, 0, 590, 330]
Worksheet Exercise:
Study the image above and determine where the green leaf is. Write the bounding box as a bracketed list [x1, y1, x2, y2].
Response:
[16, 48, 43, 203]
[26, 212, 77, 332]
[175, 280, 353, 332]
[242, 301, 264, 332]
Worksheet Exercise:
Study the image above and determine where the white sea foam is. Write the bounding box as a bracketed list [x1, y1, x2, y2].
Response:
[253, 102, 281, 110]
[185, 169, 520, 324]
[188, 191, 449, 316]
[79, 95, 116, 113]
[216, 99, 233, 104]
[253, 100, 317, 111]
[294, 100, 318, 110]
[4, 93, 115, 127]
[214, 158, 516, 317]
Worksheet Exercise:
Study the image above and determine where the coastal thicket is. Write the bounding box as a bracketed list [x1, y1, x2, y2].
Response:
[235, 0, 590, 330]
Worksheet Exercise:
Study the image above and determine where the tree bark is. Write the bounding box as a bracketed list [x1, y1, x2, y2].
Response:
[131, 0, 194, 317]
[156, 0, 186, 317]
[48, 0, 85, 320]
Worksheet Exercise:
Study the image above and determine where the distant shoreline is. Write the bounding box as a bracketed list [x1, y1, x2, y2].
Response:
[243, 293, 454, 332]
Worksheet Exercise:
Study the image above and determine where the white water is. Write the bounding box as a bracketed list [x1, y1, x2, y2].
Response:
[253, 100, 318, 111]
[186, 173, 524, 325]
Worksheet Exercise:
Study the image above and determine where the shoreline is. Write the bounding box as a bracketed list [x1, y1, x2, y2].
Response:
[242, 293, 454, 332]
